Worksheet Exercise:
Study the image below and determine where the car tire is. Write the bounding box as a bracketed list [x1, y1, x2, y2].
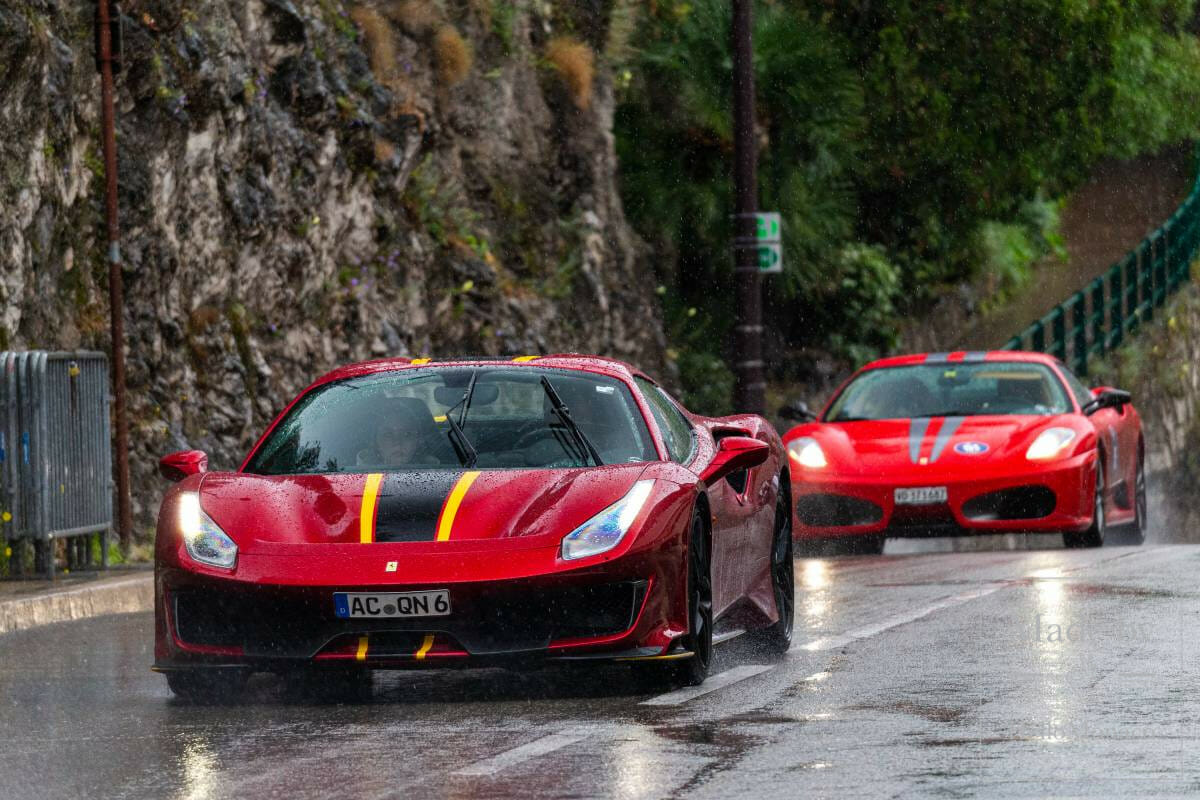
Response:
[1127, 451, 1147, 546]
[649, 502, 713, 689]
[166, 668, 249, 704]
[750, 476, 794, 657]
[1068, 460, 1106, 549]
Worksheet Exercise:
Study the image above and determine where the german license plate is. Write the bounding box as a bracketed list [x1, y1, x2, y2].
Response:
[334, 590, 451, 619]
[895, 486, 948, 505]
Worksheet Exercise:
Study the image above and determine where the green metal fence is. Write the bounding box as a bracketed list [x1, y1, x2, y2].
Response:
[1003, 146, 1200, 375]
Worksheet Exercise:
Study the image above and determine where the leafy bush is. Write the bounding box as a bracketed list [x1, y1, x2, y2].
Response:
[614, 0, 1200, 409]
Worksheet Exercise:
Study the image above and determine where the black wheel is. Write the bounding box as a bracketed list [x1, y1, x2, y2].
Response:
[1127, 450, 1147, 545]
[283, 666, 373, 703]
[166, 669, 249, 704]
[751, 476, 794, 656]
[1068, 459, 1106, 549]
[650, 503, 713, 688]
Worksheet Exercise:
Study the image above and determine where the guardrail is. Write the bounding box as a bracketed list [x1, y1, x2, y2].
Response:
[1, 352, 112, 578]
[1003, 145, 1200, 374]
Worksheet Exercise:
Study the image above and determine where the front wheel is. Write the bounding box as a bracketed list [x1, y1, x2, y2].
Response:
[1066, 460, 1106, 549]
[750, 477, 794, 656]
[644, 503, 713, 689]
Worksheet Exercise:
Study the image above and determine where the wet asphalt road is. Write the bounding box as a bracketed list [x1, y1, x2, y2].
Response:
[4, 540, 1200, 799]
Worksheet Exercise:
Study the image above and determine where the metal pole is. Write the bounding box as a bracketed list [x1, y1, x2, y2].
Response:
[731, 0, 764, 413]
[97, 0, 133, 555]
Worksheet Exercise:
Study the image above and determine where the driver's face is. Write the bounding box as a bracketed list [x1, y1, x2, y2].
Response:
[376, 420, 420, 462]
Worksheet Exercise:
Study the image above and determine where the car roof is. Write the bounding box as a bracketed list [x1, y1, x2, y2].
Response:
[860, 350, 1062, 370]
[311, 353, 644, 388]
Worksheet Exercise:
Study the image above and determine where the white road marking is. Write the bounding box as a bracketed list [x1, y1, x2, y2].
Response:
[453, 727, 591, 776]
[640, 664, 773, 707]
[794, 583, 1007, 653]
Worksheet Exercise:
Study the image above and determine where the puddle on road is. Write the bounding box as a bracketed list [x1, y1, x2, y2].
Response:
[848, 699, 978, 724]
[1061, 583, 1183, 599]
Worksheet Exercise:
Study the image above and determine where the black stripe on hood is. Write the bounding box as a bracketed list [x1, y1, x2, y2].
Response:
[374, 471, 462, 543]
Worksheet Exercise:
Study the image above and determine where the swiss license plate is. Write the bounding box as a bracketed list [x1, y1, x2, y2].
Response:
[334, 590, 451, 619]
[895, 486, 948, 505]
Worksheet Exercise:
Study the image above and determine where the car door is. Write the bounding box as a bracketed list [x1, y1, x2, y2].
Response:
[634, 378, 737, 615]
[1060, 366, 1132, 514]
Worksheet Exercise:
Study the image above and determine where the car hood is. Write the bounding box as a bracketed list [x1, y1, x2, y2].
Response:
[198, 464, 650, 552]
[799, 415, 1088, 478]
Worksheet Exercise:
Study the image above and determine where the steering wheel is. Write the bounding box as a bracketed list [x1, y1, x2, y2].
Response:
[513, 427, 564, 451]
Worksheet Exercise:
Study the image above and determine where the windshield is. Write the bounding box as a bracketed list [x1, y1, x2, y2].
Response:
[825, 362, 1072, 422]
[244, 367, 657, 474]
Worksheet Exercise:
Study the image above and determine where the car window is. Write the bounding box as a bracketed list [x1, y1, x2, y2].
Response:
[245, 367, 657, 473]
[1059, 366, 1094, 409]
[825, 361, 1072, 421]
[635, 377, 695, 463]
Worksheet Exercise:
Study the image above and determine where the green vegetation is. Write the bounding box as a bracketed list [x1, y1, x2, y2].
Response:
[614, 0, 1200, 411]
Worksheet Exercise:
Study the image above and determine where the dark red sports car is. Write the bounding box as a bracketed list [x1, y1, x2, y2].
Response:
[781, 351, 1146, 554]
[154, 355, 793, 699]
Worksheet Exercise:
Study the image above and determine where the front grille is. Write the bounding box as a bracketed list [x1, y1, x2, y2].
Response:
[796, 494, 884, 527]
[962, 486, 1056, 521]
[171, 580, 647, 659]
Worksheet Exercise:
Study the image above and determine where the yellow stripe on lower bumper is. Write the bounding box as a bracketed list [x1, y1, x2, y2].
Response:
[356, 636, 369, 661]
[360, 473, 383, 544]
[415, 634, 435, 660]
[436, 471, 480, 542]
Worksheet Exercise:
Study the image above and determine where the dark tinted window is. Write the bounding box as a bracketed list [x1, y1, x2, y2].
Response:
[246, 367, 656, 474]
[826, 361, 1072, 421]
[1059, 366, 1094, 409]
[635, 378, 695, 463]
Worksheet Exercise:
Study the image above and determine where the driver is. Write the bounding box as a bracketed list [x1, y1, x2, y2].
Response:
[356, 397, 449, 467]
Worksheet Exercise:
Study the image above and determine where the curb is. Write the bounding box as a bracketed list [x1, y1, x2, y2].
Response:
[0, 573, 154, 635]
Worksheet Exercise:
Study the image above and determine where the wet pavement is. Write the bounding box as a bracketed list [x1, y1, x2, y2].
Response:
[4, 542, 1200, 799]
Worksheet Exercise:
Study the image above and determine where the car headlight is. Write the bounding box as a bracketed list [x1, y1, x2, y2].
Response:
[561, 479, 655, 561]
[178, 492, 238, 569]
[1026, 428, 1077, 461]
[788, 437, 828, 469]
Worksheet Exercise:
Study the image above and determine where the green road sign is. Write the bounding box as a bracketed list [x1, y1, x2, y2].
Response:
[758, 242, 782, 273]
[755, 212, 781, 242]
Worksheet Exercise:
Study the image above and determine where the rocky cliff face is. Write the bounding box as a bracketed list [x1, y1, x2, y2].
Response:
[0, 0, 665, 535]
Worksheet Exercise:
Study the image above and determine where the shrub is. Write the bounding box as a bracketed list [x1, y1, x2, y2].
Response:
[545, 37, 595, 109]
[351, 5, 397, 79]
[435, 26, 473, 86]
[384, 0, 441, 36]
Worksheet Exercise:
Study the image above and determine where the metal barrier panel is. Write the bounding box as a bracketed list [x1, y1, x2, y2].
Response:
[0, 351, 111, 577]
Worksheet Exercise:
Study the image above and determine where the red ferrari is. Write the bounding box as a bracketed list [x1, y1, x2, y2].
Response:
[154, 355, 793, 699]
[780, 351, 1146, 554]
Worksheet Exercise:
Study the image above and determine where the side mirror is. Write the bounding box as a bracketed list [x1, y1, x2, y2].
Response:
[159, 450, 209, 482]
[700, 436, 770, 486]
[778, 401, 817, 422]
[1082, 387, 1131, 416]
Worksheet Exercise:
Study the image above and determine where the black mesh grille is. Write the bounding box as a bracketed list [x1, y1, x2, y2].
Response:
[962, 486, 1057, 521]
[796, 494, 884, 527]
[172, 580, 647, 659]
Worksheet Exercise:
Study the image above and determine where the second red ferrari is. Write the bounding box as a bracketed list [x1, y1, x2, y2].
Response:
[781, 351, 1146, 553]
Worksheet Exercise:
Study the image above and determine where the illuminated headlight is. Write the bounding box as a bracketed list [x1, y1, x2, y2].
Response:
[788, 437, 828, 469]
[561, 480, 655, 561]
[1026, 428, 1077, 461]
[178, 492, 238, 569]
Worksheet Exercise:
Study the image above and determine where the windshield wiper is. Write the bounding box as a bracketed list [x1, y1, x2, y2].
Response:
[540, 376, 603, 466]
[443, 372, 479, 467]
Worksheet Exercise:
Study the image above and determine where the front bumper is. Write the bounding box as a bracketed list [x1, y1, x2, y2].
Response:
[790, 451, 1096, 539]
[154, 551, 684, 671]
